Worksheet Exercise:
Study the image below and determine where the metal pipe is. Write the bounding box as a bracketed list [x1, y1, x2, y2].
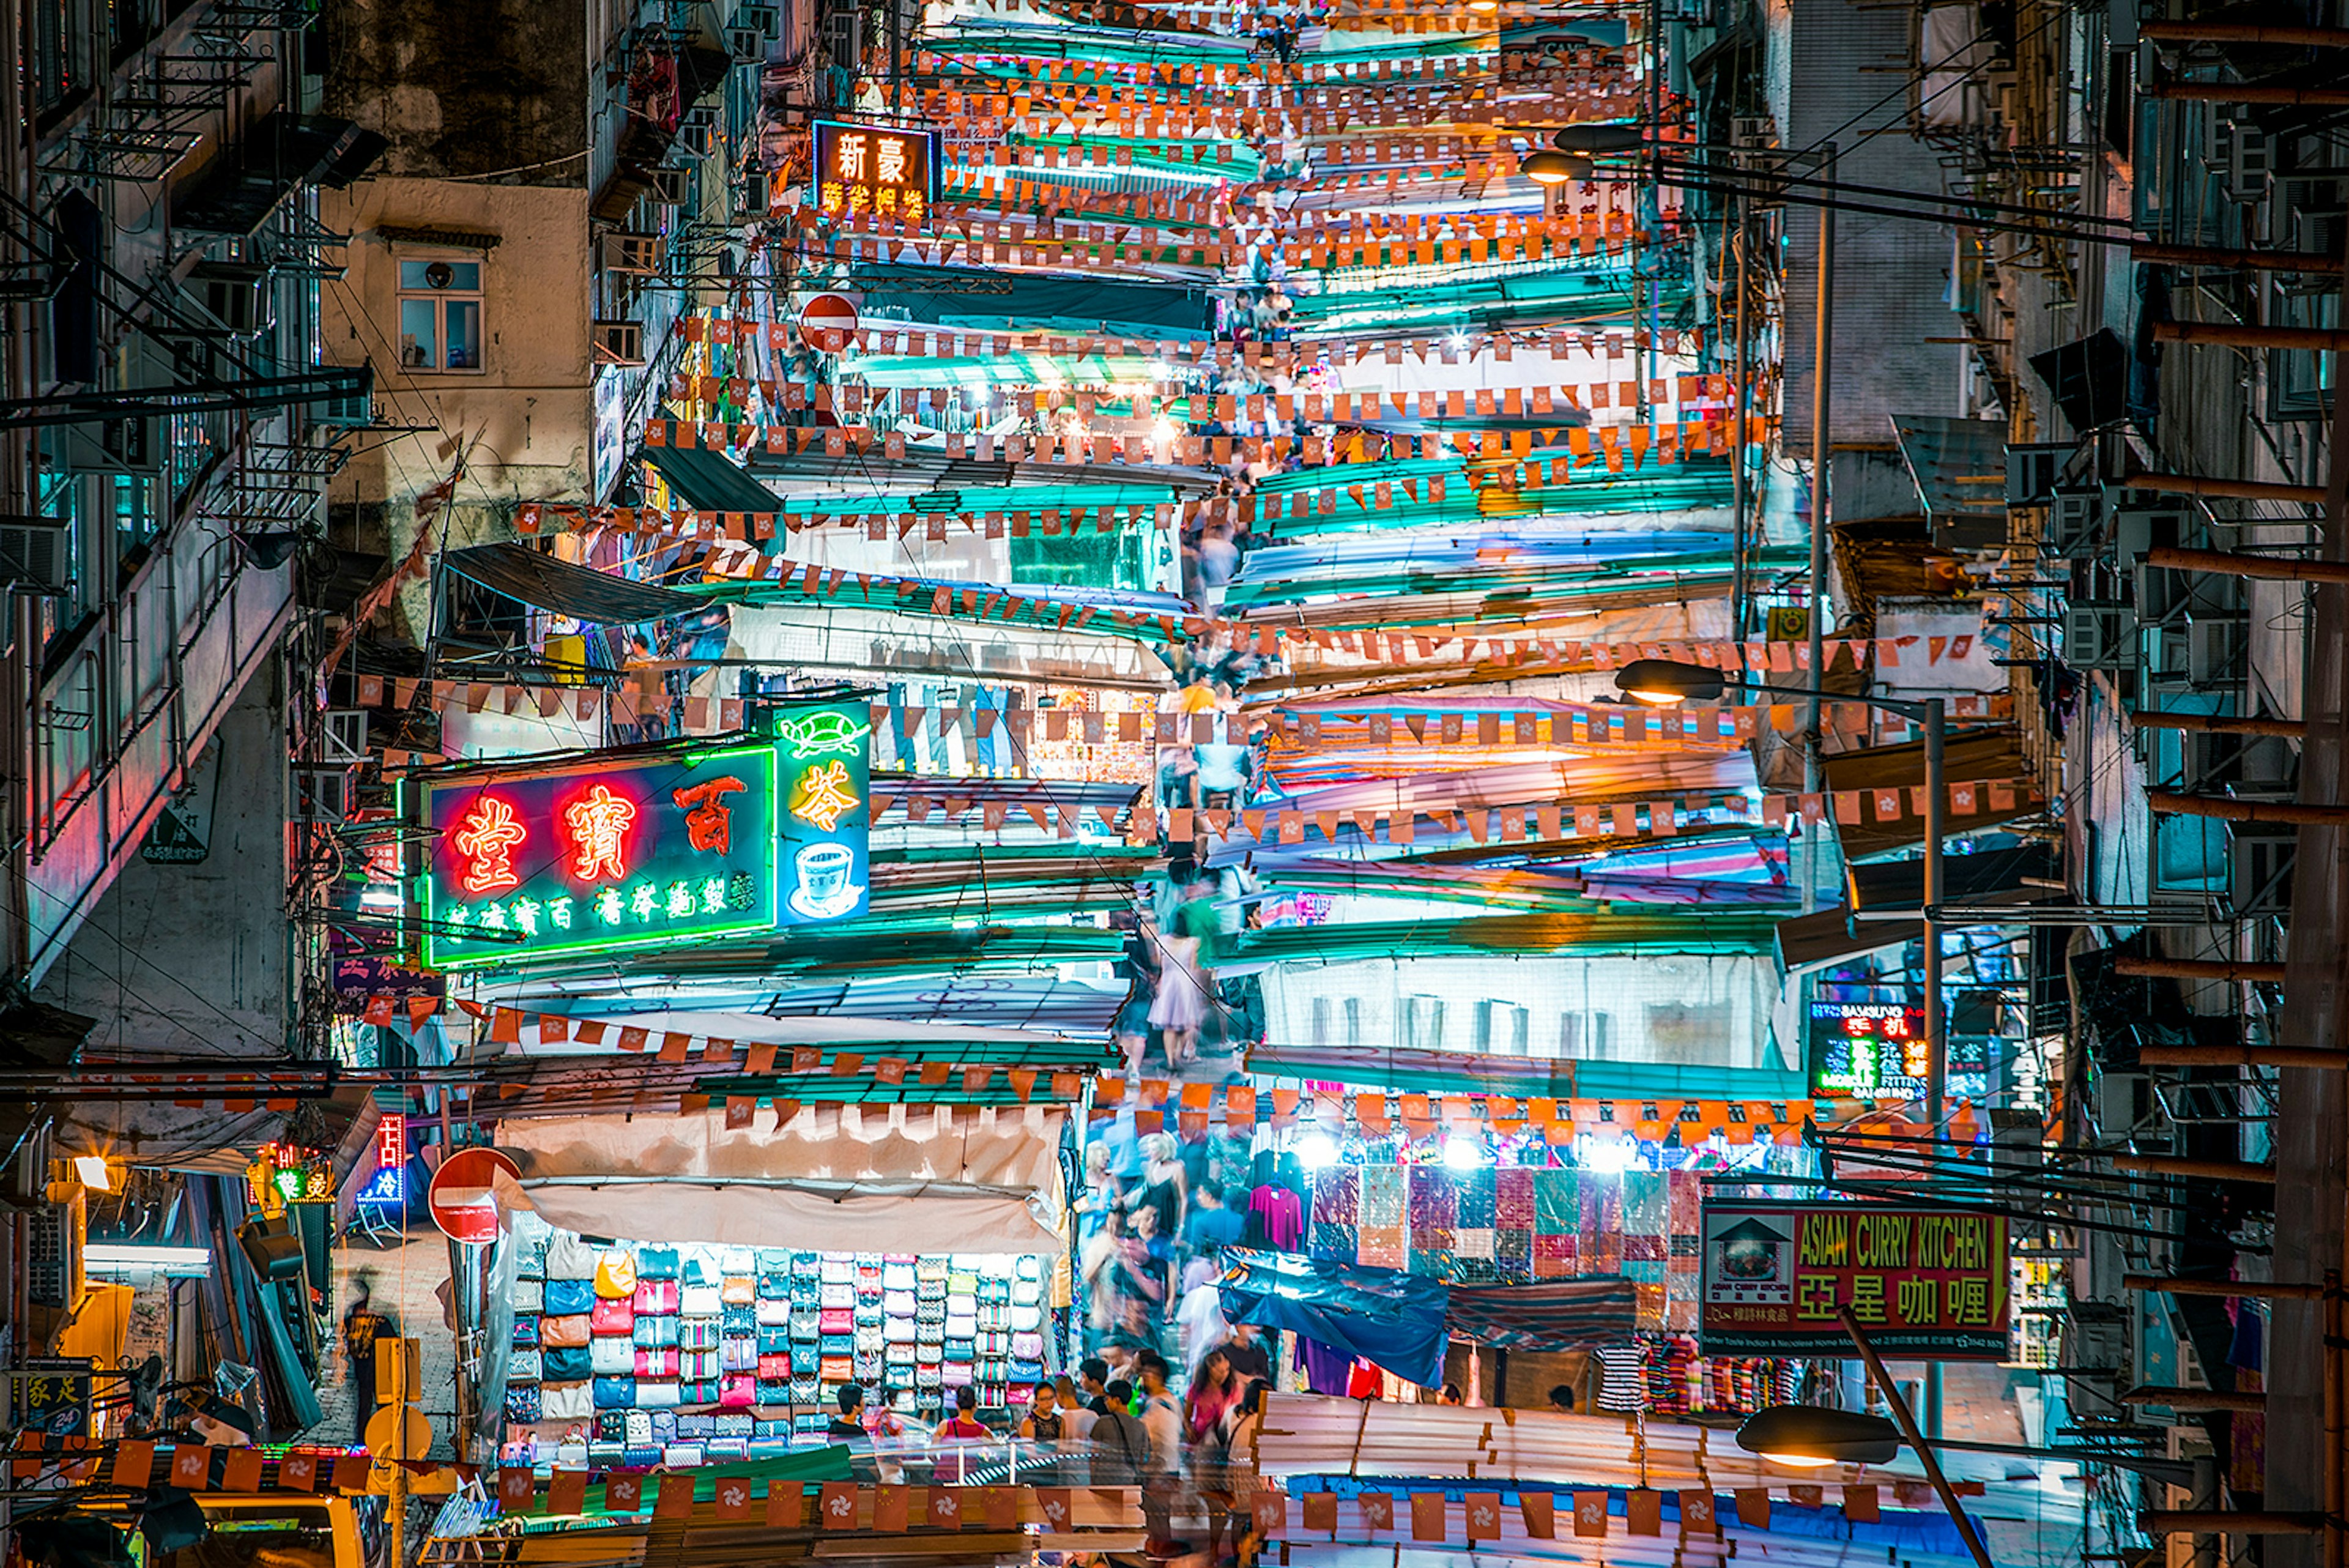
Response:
[1729, 195, 1748, 641]
[2129, 471, 2331, 503]
[1803, 143, 1833, 916]
[2123, 1275, 2329, 1301]
[2140, 80, 2349, 106]
[1839, 1308, 1995, 1568]
[2112, 956, 2289, 981]
[2139, 1044, 2349, 1069]
[2129, 710, 2307, 738]
[1921, 693, 1945, 1440]
[2109, 1154, 2277, 1184]
[2125, 1388, 2269, 1413]
[2142, 1513, 2326, 1535]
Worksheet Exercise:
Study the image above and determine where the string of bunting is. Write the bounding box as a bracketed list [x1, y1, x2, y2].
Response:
[1256, 1481, 1986, 1546]
[1255, 628, 1999, 675]
[1092, 1077, 1824, 1144]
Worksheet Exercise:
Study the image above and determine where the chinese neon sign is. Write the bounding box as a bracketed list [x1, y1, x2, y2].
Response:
[411, 706, 869, 968]
[812, 121, 939, 225]
[1805, 1000, 1929, 1101]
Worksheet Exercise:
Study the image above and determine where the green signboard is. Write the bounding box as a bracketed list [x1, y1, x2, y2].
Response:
[414, 705, 869, 970]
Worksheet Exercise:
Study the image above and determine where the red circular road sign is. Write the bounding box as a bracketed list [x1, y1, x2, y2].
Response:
[799, 292, 859, 353]
[426, 1147, 519, 1244]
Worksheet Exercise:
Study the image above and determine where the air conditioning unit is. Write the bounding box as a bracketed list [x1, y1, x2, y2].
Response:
[2267, 174, 2348, 248]
[313, 376, 373, 426]
[2063, 601, 2131, 669]
[592, 319, 646, 366]
[2230, 823, 2296, 916]
[293, 764, 352, 823]
[2111, 504, 2186, 565]
[2004, 441, 2068, 506]
[2188, 615, 2247, 685]
[2047, 486, 2101, 554]
[2187, 731, 2296, 796]
[677, 113, 716, 158]
[2221, 119, 2273, 203]
[324, 708, 368, 764]
[599, 232, 664, 275]
[0, 516, 71, 590]
[188, 259, 272, 335]
[649, 166, 695, 207]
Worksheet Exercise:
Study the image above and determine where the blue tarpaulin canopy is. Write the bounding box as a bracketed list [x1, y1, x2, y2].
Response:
[1216, 1250, 1452, 1387]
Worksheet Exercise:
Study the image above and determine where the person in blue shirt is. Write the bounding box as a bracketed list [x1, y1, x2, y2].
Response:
[1181, 1183, 1247, 1257]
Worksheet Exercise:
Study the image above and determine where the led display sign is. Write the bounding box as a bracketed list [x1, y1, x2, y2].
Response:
[1806, 1000, 1991, 1102]
[812, 120, 940, 223]
[414, 707, 869, 970]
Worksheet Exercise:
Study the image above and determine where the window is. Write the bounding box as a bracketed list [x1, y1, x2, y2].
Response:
[396, 259, 483, 372]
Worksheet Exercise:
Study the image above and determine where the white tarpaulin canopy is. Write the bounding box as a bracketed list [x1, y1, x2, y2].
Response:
[492, 1102, 1066, 1253]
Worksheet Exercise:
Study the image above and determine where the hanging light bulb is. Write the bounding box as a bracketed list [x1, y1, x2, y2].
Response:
[1520, 150, 1581, 186]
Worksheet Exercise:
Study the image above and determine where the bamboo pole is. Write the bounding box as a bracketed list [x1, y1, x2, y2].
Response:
[1838, 1309, 1995, 1568]
[2151, 321, 2349, 351]
[2127, 471, 2330, 503]
[2145, 544, 2349, 585]
[2112, 956, 2289, 982]
[2149, 792, 2349, 826]
[2142, 1513, 2327, 1536]
[2140, 81, 2349, 106]
[2125, 1388, 2269, 1413]
[2139, 1043, 2349, 1069]
[2140, 20, 2349, 47]
[2130, 245, 2348, 278]
[2130, 710, 2307, 739]
[2109, 1154, 2277, 1184]
[2123, 1274, 2329, 1301]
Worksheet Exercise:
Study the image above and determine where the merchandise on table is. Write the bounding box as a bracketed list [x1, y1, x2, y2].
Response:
[500, 1214, 1050, 1466]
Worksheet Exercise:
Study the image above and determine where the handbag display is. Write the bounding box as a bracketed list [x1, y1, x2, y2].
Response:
[721, 1276, 757, 1306]
[720, 1375, 755, 1410]
[514, 1239, 547, 1280]
[757, 1353, 791, 1380]
[546, 1232, 599, 1280]
[719, 1246, 755, 1274]
[681, 1285, 722, 1317]
[884, 1319, 917, 1344]
[721, 1304, 755, 1334]
[506, 1384, 542, 1423]
[680, 1319, 722, 1351]
[637, 1246, 680, 1280]
[791, 1347, 820, 1375]
[1008, 1304, 1043, 1332]
[818, 1356, 853, 1384]
[511, 1317, 541, 1348]
[542, 1381, 592, 1420]
[636, 1380, 681, 1410]
[723, 1338, 759, 1372]
[543, 1345, 593, 1382]
[632, 1280, 680, 1315]
[681, 1351, 721, 1381]
[544, 1279, 595, 1317]
[592, 1377, 635, 1410]
[852, 1350, 882, 1381]
[593, 1252, 638, 1298]
[818, 1307, 853, 1334]
[854, 1325, 885, 1354]
[915, 1280, 948, 1304]
[509, 1350, 544, 1384]
[541, 1315, 592, 1348]
[635, 1348, 678, 1379]
[789, 1306, 820, 1337]
[882, 1290, 916, 1317]
[512, 1280, 545, 1314]
[755, 1299, 791, 1327]
[776, 1378, 808, 1406]
[587, 1297, 634, 1336]
[1010, 1331, 1045, 1360]
[682, 1380, 721, 1406]
[633, 1315, 680, 1349]
[1011, 1277, 1042, 1306]
[818, 1332, 853, 1356]
[683, 1250, 721, 1288]
[818, 1283, 854, 1310]
[650, 1411, 679, 1446]
[789, 1276, 822, 1306]
[625, 1411, 654, 1447]
[885, 1342, 915, 1367]
[820, 1257, 854, 1285]
[757, 1326, 791, 1354]
[663, 1443, 705, 1469]
[757, 1272, 790, 1301]
[590, 1337, 634, 1375]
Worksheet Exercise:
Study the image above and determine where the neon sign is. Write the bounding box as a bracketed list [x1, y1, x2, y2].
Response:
[411, 705, 869, 969]
[562, 784, 636, 880]
[451, 797, 527, 893]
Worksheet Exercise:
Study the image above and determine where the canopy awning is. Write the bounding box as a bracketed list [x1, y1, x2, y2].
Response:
[644, 440, 787, 515]
[495, 1102, 1066, 1252]
[174, 113, 385, 234]
[1890, 415, 2008, 550]
[443, 541, 701, 623]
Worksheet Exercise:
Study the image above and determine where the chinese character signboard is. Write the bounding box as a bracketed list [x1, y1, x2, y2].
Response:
[814, 120, 939, 224]
[1699, 1202, 2009, 1359]
[414, 708, 869, 969]
[1806, 1000, 1930, 1100]
[11, 1358, 93, 1436]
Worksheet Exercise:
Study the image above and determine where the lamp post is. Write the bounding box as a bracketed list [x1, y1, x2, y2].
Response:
[1618, 660, 1948, 1433]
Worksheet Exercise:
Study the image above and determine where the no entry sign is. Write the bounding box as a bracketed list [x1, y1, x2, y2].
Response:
[426, 1147, 519, 1244]
[798, 293, 859, 352]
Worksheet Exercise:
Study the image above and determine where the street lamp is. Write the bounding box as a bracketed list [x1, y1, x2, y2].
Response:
[1737, 1405, 1902, 1467]
[1617, 658, 1950, 1438]
[1519, 150, 1586, 187]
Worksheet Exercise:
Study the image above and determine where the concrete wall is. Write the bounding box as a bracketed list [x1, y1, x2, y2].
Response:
[36, 667, 289, 1054]
[323, 0, 588, 180]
